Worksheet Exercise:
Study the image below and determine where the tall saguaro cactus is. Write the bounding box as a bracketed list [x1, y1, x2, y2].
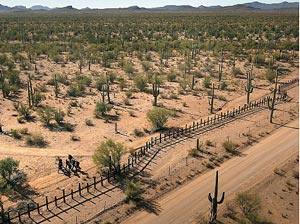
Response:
[152, 83, 160, 106]
[27, 74, 34, 107]
[245, 72, 253, 104]
[208, 83, 215, 114]
[269, 69, 279, 123]
[208, 171, 225, 223]
[218, 63, 223, 82]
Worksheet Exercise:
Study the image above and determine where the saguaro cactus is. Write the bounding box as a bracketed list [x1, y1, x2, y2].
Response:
[218, 63, 223, 82]
[269, 69, 279, 123]
[54, 74, 59, 98]
[191, 75, 195, 90]
[208, 171, 225, 223]
[208, 83, 215, 114]
[245, 72, 253, 104]
[27, 74, 34, 107]
[152, 83, 160, 106]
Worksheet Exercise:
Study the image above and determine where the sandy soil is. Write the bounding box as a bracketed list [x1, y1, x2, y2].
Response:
[123, 118, 299, 224]
[0, 51, 298, 224]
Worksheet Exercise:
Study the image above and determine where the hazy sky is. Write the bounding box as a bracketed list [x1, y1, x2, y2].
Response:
[0, 0, 291, 9]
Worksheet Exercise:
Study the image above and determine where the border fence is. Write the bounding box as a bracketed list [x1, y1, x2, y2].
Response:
[3, 78, 298, 224]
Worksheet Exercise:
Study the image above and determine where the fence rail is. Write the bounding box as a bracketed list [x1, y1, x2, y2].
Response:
[3, 78, 298, 224]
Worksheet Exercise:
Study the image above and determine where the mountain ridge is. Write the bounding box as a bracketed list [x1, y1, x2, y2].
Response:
[0, 1, 298, 12]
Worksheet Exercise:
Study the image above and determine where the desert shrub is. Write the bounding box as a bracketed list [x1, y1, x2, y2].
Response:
[142, 61, 151, 72]
[264, 70, 276, 83]
[10, 129, 22, 139]
[54, 108, 65, 125]
[56, 74, 69, 85]
[95, 76, 107, 91]
[124, 61, 134, 74]
[133, 128, 144, 137]
[67, 84, 85, 97]
[205, 162, 214, 169]
[179, 79, 189, 91]
[85, 119, 94, 126]
[205, 139, 214, 147]
[94, 102, 113, 118]
[107, 71, 116, 83]
[235, 192, 261, 217]
[253, 54, 265, 66]
[222, 140, 238, 154]
[147, 107, 171, 130]
[38, 106, 54, 127]
[125, 179, 143, 202]
[169, 92, 178, 99]
[0, 157, 19, 181]
[189, 147, 199, 157]
[232, 67, 243, 77]
[64, 122, 74, 132]
[167, 71, 177, 82]
[19, 128, 28, 135]
[76, 74, 91, 87]
[93, 139, 126, 171]
[145, 54, 152, 61]
[26, 134, 47, 147]
[218, 95, 227, 101]
[16, 103, 31, 121]
[134, 75, 148, 92]
[118, 78, 127, 91]
[203, 76, 211, 88]
[224, 202, 237, 220]
[125, 90, 133, 98]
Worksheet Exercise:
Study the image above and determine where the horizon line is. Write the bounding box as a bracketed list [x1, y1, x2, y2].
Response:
[2, 1, 298, 10]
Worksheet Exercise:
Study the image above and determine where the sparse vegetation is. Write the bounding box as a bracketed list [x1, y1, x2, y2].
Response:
[25, 133, 47, 147]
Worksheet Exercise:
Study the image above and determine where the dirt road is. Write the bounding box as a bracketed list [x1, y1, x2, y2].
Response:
[124, 119, 299, 224]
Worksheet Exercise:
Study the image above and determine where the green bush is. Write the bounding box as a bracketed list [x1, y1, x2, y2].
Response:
[93, 139, 126, 171]
[147, 107, 171, 129]
[38, 106, 54, 127]
[10, 129, 22, 139]
[134, 75, 148, 92]
[54, 108, 65, 125]
[125, 179, 143, 202]
[264, 70, 276, 83]
[235, 192, 261, 217]
[167, 71, 177, 82]
[222, 140, 238, 154]
[67, 84, 85, 97]
[203, 76, 211, 88]
[94, 101, 113, 118]
[26, 134, 47, 147]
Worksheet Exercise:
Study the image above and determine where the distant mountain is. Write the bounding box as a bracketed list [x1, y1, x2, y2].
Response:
[30, 5, 51, 11]
[0, 4, 11, 11]
[0, 1, 298, 13]
[51, 6, 78, 12]
[245, 1, 299, 9]
[154, 5, 198, 11]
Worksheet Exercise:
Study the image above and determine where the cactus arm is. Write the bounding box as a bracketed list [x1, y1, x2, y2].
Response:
[208, 193, 213, 202]
[218, 192, 225, 204]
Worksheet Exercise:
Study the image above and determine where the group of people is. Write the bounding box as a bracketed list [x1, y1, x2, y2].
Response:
[57, 154, 81, 176]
